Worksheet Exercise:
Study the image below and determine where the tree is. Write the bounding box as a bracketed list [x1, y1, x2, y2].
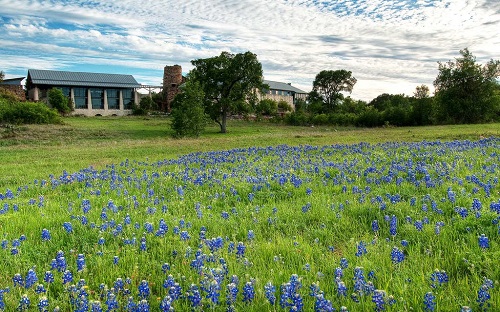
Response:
[170, 80, 208, 137]
[0, 71, 4, 83]
[48, 88, 70, 114]
[433, 48, 500, 123]
[190, 51, 264, 133]
[312, 70, 357, 112]
[414, 85, 430, 99]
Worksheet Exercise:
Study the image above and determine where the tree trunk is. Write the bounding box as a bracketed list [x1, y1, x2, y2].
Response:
[220, 111, 227, 133]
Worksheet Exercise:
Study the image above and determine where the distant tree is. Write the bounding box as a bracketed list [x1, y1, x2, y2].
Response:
[414, 85, 430, 99]
[190, 51, 264, 133]
[312, 69, 357, 112]
[48, 88, 70, 114]
[255, 99, 278, 116]
[170, 80, 208, 137]
[0, 71, 4, 83]
[434, 48, 500, 123]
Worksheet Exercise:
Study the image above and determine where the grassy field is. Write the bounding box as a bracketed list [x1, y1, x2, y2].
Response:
[1, 116, 499, 187]
[0, 117, 499, 311]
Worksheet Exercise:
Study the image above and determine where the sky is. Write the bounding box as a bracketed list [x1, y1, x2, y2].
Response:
[0, 0, 499, 102]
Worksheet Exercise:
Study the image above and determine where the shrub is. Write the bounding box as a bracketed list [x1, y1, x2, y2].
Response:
[0, 99, 62, 124]
[48, 88, 71, 114]
[170, 81, 208, 137]
[285, 111, 310, 126]
[256, 99, 278, 116]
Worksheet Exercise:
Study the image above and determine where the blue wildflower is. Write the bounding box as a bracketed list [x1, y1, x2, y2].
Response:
[138, 280, 150, 299]
[77, 254, 85, 272]
[264, 282, 276, 305]
[63, 222, 73, 233]
[137, 299, 149, 311]
[41, 229, 51, 241]
[423, 292, 436, 311]
[390, 215, 397, 236]
[159, 296, 173, 312]
[391, 247, 405, 264]
[62, 270, 73, 284]
[372, 220, 379, 232]
[24, 269, 38, 289]
[13, 273, 24, 287]
[243, 281, 255, 303]
[187, 284, 202, 308]
[35, 284, 46, 294]
[236, 242, 246, 258]
[37, 296, 49, 312]
[355, 241, 367, 257]
[18, 294, 30, 311]
[372, 289, 386, 311]
[44, 271, 54, 284]
[478, 234, 489, 249]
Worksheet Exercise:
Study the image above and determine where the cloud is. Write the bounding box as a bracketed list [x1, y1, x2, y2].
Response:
[0, 0, 498, 101]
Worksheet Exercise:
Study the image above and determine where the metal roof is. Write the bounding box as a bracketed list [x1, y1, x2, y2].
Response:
[263, 80, 306, 94]
[28, 69, 141, 88]
[0, 77, 25, 85]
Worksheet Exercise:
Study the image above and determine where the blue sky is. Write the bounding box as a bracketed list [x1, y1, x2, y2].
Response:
[1, 0, 499, 101]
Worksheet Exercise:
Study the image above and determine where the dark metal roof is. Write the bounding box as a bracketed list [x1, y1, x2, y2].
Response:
[1, 77, 25, 85]
[263, 80, 306, 94]
[28, 69, 141, 88]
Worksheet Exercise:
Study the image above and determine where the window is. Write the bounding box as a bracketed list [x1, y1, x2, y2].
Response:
[74, 88, 87, 109]
[59, 87, 70, 97]
[90, 88, 104, 109]
[123, 89, 134, 109]
[107, 89, 119, 109]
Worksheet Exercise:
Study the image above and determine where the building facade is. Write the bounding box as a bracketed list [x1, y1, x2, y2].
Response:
[0, 77, 26, 101]
[260, 80, 307, 109]
[27, 69, 141, 116]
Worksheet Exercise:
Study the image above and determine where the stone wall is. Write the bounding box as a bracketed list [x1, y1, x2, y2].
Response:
[0, 85, 26, 101]
[163, 65, 183, 111]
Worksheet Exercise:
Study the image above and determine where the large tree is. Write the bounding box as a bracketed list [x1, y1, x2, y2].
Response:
[433, 48, 500, 124]
[312, 69, 357, 112]
[190, 51, 264, 133]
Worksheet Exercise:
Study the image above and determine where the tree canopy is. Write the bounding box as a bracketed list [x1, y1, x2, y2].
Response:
[189, 51, 264, 133]
[433, 48, 500, 123]
[312, 69, 357, 112]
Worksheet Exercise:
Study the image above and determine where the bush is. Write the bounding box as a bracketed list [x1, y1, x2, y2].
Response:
[170, 81, 208, 137]
[328, 113, 356, 126]
[0, 99, 62, 124]
[356, 109, 382, 127]
[311, 113, 328, 125]
[285, 111, 310, 126]
[255, 99, 278, 116]
[48, 88, 71, 114]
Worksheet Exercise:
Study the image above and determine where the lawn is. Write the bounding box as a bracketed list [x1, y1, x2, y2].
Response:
[0, 117, 498, 311]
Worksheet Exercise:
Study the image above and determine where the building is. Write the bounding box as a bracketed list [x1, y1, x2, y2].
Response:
[261, 80, 307, 108]
[0, 77, 26, 101]
[26, 69, 141, 116]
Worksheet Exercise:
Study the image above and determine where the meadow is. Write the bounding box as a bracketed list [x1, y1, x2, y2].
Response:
[0, 117, 499, 311]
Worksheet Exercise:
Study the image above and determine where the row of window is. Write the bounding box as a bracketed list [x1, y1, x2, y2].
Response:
[266, 89, 292, 96]
[58, 87, 134, 110]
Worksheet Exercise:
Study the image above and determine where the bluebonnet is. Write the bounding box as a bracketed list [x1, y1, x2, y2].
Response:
[226, 282, 238, 307]
[77, 254, 85, 272]
[206, 279, 221, 305]
[44, 271, 54, 283]
[264, 282, 276, 305]
[180, 230, 190, 240]
[391, 247, 405, 264]
[414, 220, 423, 231]
[430, 269, 449, 288]
[477, 278, 493, 310]
[90, 300, 102, 312]
[113, 256, 119, 265]
[423, 292, 436, 311]
[35, 284, 46, 294]
[478, 234, 489, 249]
[124, 297, 136, 311]
[13, 273, 24, 287]
[159, 296, 173, 311]
[41, 229, 51, 241]
[137, 299, 149, 311]
[187, 284, 202, 308]
[280, 274, 303, 311]
[18, 294, 30, 311]
[63, 222, 73, 233]
[314, 291, 334, 312]
[62, 270, 73, 284]
[247, 230, 255, 240]
[140, 237, 147, 251]
[372, 220, 379, 232]
[355, 241, 367, 257]
[236, 242, 246, 258]
[37, 296, 49, 312]
[335, 267, 343, 278]
[243, 281, 255, 303]
[372, 289, 386, 311]
[105, 293, 118, 311]
[340, 257, 348, 269]
[390, 215, 397, 236]
[24, 269, 38, 289]
[138, 280, 150, 299]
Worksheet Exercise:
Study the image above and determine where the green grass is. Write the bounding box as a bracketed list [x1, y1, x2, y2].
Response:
[0, 116, 498, 311]
[1, 116, 499, 187]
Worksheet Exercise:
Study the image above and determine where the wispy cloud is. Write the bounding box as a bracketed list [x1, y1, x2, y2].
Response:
[0, 0, 498, 100]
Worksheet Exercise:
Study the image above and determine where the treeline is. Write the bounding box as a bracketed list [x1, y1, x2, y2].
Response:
[285, 48, 500, 127]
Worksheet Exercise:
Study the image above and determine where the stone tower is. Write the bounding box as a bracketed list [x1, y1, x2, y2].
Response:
[163, 65, 183, 111]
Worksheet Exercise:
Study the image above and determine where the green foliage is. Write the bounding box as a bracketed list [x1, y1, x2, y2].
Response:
[312, 69, 357, 112]
[434, 48, 500, 124]
[255, 98, 278, 116]
[48, 88, 71, 114]
[170, 80, 208, 137]
[277, 100, 292, 112]
[0, 87, 20, 104]
[133, 96, 158, 115]
[0, 98, 62, 124]
[190, 51, 264, 133]
[0, 70, 4, 83]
